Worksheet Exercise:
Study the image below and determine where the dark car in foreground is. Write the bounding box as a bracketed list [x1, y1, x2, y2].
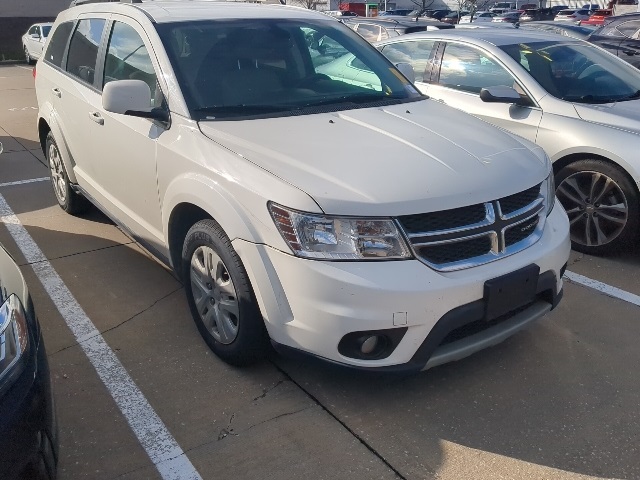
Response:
[0, 233, 57, 479]
[588, 14, 640, 68]
[342, 17, 453, 41]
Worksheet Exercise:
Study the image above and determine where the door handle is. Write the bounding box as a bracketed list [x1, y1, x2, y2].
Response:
[89, 111, 104, 125]
[52, 88, 61, 98]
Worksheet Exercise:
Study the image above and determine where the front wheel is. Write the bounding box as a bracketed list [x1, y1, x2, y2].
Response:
[555, 159, 639, 255]
[182, 219, 268, 366]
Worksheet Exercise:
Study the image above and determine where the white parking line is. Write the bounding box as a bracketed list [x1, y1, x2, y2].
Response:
[17, 65, 33, 71]
[564, 270, 640, 307]
[0, 177, 49, 188]
[0, 193, 202, 480]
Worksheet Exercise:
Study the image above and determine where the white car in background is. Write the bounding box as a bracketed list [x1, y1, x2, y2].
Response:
[554, 9, 592, 22]
[21, 22, 53, 64]
[459, 11, 496, 23]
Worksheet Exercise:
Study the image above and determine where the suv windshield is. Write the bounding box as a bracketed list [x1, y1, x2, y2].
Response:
[156, 19, 421, 120]
[501, 41, 640, 103]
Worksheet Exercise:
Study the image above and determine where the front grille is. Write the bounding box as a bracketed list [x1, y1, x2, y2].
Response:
[505, 216, 540, 247]
[418, 236, 492, 265]
[399, 204, 486, 233]
[397, 183, 545, 271]
[499, 184, 541, 216]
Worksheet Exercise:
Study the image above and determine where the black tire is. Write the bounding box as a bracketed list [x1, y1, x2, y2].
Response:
[24, 46, 35, 65]
[555, 159, 639, 255]
[46, 132, 90, 215]
[182, 219, 268, 366]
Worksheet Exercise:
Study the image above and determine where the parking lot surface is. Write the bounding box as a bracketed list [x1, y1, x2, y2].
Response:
[1, 63, 639, 480]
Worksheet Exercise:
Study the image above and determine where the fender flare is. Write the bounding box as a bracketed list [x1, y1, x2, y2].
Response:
[41, 105, 79, 184]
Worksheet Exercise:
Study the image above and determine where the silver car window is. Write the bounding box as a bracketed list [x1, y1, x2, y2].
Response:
[438, 43, 516, 94]
[381, 40, 437, 82]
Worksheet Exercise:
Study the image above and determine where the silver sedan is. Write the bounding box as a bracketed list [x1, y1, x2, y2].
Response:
[376, 30, 640, 254]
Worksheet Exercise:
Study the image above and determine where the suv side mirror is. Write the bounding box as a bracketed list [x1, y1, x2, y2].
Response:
[30, 33, 41, 40]
[480, 85, 528, 106]
[395, 62, 416, 83]
[103, 79, 168, 122]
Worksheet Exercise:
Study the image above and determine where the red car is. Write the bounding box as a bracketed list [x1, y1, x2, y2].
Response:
[580, 9, 612, 25]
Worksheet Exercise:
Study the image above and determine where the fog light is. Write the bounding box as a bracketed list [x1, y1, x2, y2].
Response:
[359, 335, 379, 354]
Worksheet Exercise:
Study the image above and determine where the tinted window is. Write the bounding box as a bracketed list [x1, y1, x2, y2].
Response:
[501, 41, 640, 102]
[44, 21, 74, 68]
[438, 43, 515, 94]
[42, 25, 52, 37]
[381, 40, 437, 82]
[104, 21, 159, 105]
[28, 26, 37, 35]
[66, 18, 106, 86]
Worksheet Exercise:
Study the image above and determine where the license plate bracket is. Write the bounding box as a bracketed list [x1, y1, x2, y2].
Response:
[484, 264, 540, 321]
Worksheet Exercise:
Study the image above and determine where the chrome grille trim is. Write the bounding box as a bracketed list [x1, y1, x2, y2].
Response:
[396, 183, 545, 272]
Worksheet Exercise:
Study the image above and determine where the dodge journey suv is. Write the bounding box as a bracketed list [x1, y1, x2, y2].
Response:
[35, 0, 570, 372]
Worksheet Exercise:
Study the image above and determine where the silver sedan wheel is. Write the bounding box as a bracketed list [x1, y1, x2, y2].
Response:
[556, 171, 628, 247]
[49, 142, 67, 204]
[190, 245, 240, 344]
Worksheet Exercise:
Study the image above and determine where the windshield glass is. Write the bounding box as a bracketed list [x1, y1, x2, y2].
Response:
[156, 19, 421, 120]
[42, 25, 52, 37]
[500, 41, 640, 103]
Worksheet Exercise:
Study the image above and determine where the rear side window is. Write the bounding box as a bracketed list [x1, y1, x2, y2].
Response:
[66, 18, 106, 86]
[103, 21, 159, 106]
[44, 21, 74, 68]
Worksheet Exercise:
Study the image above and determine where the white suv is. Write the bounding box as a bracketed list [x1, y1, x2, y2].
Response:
[35, 0, 570, 372]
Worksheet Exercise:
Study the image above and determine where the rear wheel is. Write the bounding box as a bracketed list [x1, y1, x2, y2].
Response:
[46, 133, 90, 215]
[182, 219, 268, 366]
[24, 46, 34, 65]
[555, 159, 639, 255]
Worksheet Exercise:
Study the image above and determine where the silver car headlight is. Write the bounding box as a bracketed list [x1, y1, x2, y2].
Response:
[544, 171, 556, 216]
[269, 203, 412, 260]
[0, 295, 29, 383]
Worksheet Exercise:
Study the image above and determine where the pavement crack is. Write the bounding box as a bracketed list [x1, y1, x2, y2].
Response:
[19, 241, 136, 267]
[252, 379, 286, 401]
[270, 360, 411, 480]
[47, 286, 183, 357]
[246, 405, 313, 431]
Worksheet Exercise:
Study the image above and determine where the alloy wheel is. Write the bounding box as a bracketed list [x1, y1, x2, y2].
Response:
[48, 143, 67, 204]
[190, 245, 240, 344]
[556, 171, 628, 247]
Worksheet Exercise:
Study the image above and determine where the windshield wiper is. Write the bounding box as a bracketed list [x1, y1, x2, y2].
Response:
[194, 104, 295, 117]
[301, 93, 402, 108]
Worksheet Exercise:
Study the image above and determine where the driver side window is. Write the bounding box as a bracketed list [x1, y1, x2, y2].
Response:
[438, 43, 517, 94]
[103, 21, 160, 107]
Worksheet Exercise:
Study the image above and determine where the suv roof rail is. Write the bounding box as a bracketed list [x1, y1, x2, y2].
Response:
[69, 0, 141, 7]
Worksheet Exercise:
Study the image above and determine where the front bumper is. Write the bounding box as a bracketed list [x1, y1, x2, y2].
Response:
[235, 203, 570, 371]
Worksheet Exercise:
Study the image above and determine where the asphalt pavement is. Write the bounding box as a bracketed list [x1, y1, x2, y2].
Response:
[1, 63, 639, 480]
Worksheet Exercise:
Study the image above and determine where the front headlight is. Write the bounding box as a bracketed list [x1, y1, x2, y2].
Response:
[0, 295, 29, 383]
[269, 203, 412, 260]
[544, 171, 556, 216]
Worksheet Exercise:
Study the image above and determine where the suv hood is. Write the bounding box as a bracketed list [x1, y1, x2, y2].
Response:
[199, 100, 549, 216]
[574, 100, 640, 134]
